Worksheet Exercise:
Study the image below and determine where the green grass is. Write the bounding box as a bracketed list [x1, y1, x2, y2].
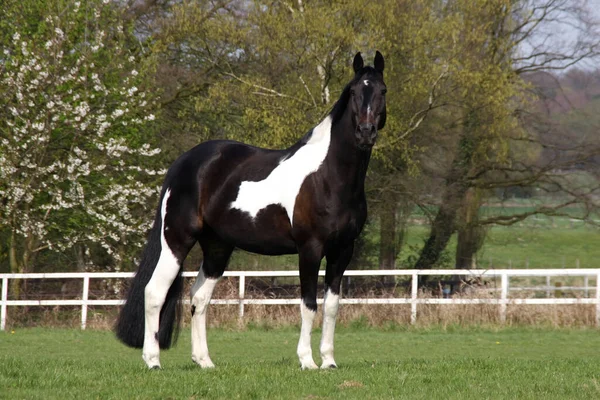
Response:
[479, 225, 600, 269]
[222, 213, 600, 272]
[401, 224, 600, 269]
[2, 327, 600, 399]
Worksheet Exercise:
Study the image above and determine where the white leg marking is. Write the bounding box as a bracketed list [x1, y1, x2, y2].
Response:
[320, 289, 340, 368]
[297, 301, 318, 370]
[230, 116, 332, 226]
[142, 189, 179, 369]
[190, 267, 219, 368]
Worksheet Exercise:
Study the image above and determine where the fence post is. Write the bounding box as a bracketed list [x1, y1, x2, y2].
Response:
[238, 275, 246, 319]
[584, 275, 589, 298]
[81, 275, 90, 330]
[1, 277, 7, 331]
[411, 272, 418, 325]
[596, 273, 600, 327]
[500, 273, 508, 324]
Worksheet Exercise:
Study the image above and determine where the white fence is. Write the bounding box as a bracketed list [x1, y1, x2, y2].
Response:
[1, 268, 600, 331]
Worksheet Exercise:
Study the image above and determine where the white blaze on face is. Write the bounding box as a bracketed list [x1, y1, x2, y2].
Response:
[363, 80, 370, 86]
[230, 116, 332, 225]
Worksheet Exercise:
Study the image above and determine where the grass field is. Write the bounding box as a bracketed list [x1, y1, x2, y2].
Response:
[220, 203, 600, 271]
[403, 224, 600, 269]
[224, 223, 600, 272]
[2, 327, 600, 399]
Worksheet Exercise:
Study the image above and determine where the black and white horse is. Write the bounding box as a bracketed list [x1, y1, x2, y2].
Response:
[115, 52, 387, 370]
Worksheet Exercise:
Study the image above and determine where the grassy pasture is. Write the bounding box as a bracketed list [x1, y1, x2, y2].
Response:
[2, 327, 600, 399]
[220, 201, 600, 271]
[225, 219, 600, 272]
[402, 224, 600, 269]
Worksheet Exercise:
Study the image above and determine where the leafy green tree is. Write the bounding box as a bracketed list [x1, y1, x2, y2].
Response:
[0, 0, 163, 288]
[411, 0, 600, 271]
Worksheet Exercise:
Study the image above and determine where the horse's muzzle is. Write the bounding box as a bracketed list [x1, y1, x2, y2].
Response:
[355, 123, 377, 149]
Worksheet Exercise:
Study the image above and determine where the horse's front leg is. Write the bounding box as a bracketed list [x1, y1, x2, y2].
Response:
[297, 242, 323, 370]
[320, 243, 354, 369]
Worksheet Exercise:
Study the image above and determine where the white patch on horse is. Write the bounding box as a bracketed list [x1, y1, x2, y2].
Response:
[142, 188, 180, 369]
[363, 80, 370, 85]
[230, 116, 332, 225]
[297, 301, 318, 370]
[190, 267, 219, 368]
[320, 289, 340, 368]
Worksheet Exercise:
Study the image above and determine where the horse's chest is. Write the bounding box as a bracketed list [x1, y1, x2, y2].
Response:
[329, 201, 367, 240]
[229, 118, 332, 227]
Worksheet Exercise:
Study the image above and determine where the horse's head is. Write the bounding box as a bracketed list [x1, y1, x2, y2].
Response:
[348, 51, 387, 150]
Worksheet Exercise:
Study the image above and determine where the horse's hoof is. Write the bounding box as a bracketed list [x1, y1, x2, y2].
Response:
[192, 356, 215, 369]
[300, 361, 319, 370]
[150, 365, 161, 370]
[321, 364, 337, 369]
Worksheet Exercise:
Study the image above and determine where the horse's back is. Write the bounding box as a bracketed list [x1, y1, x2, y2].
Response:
[164, 140, 297, 254]
[166, 139, 280, 190]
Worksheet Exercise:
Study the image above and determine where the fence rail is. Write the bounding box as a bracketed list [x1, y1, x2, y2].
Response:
[1, 268, 600, 331]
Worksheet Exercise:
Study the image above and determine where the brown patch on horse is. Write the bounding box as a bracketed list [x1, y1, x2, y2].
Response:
[292, 181, 318, 232]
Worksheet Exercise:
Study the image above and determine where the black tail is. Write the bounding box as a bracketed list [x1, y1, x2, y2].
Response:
[115, 190, 184, 350]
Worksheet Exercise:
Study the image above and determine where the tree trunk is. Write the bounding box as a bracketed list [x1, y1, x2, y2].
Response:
[413, 122, 477, 273]
[75, 245, 87, 272]
[455, 188, 485, 270]
[455, 226, 478, 269]
[21, 234, 38, 296]
[9, 230, 38, 299]
[413, 175, 470, 270]
[379, 192, 397, 269]
[395, 197, 412, 261]
[9, 230, 21, 299]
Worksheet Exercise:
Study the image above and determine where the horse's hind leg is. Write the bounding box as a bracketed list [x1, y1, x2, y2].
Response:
[320, 243, 354, 369]
[190, 235, 233, 368]
[142, 189, 196, 369]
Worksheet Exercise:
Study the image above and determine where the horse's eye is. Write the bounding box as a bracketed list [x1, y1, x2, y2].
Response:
[350, 89, 355, 96]
[381, 88, 387, 95]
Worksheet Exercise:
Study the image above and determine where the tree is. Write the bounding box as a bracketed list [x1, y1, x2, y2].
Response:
[0, 0, 163, 292]
[412, 0, 600, 272]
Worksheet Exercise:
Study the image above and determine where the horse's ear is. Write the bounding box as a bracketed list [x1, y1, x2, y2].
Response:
[374, 51, 384, 73]
[353, 52, 364, 74]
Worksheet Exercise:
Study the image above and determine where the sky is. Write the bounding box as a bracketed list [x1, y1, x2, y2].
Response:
[518, 0, 600, 72]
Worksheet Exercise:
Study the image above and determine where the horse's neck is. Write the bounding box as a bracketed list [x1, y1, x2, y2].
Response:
[324, 117, 371, 194]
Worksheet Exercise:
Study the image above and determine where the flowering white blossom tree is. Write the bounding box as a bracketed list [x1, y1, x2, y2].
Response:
[0, 0, 164, 286]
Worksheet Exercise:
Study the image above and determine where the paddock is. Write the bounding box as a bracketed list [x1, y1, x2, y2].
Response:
[1, 326, 599, 399]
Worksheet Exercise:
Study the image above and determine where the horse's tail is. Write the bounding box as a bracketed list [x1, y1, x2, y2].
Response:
[115, 187, 184, 350]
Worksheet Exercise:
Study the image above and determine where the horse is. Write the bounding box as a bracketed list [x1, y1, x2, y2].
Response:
[115, 51, 387, 370]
